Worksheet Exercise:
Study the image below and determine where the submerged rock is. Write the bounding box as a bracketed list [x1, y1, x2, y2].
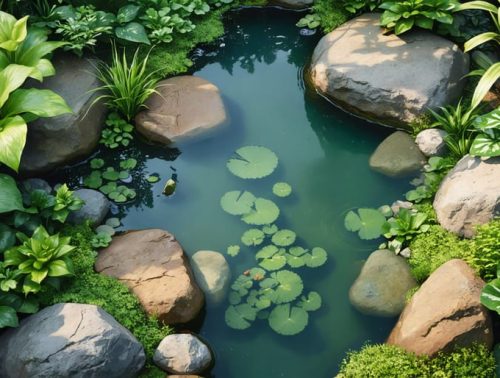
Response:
[349, 250, 417, 317]
[68, 189, 110, 227]
[20, 53, 106, 175]
[309, 13, 468, 129]
[369, 131, 426, 177]
[415, 128, 448, 157]
[135, 76, 227, 145]
[191, 250, 231, 305]
[0, 303, 145, 378]
[434, 155, 500, 237]
[154, 333, 212, 374]
[22, 178, 52, 194]
[387, 259, 493, 356]
[95, 229, 204, 324]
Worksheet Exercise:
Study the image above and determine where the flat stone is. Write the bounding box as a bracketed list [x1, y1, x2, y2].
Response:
[95, 229, 204, 324]
[415, 128, 448, 157]
[349, 250, 418, 317]
[135, 76, 227, 145]
[369, 131, 426, 177]
[68, 189, 110, 227]
[154, 334, 212, 374]
[434, 155, 500, 237]
[0, 303, 145, 378]
[20, 53, 106, 175]
[191, 250, 231, 305]
[387, 259, 493, 356]
[310, 13, 469, 129]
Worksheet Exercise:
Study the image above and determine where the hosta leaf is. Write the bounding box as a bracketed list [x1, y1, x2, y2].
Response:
[271, 229, 296, 247]
[47, 259, 72, 277]
[0, 305, 18, 328]
[225, 303, 257, 330]
[344, 208, 386, 240]
[0, 173, 24, 213]
[481, 278, 500, 314]
[220, 190, 256, 216]
[268, 304, 308, 336]
[0, 115, 27, 172]
[227, 146, 278, 179]
[470, 135, 500, 158]
[298, 291, 322, 312]
[273, 182, 292, 197]
[241, 228, 265, 247]
[241, 198, 280, 225]
[273, 270, 303, 304]
[115, 22, 150, 44]
[304, 247, 328, 268]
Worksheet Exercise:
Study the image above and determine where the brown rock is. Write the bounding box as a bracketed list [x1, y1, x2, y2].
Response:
[135, 76, 227, 145]
[387, 259, 493, 356]
[95, 229, 204, 324]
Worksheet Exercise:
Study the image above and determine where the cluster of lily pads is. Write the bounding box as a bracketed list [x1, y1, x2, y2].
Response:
[221, 146, 328, 336]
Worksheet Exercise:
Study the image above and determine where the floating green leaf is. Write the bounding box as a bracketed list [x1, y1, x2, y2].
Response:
[146, 174, 160, 183]
[273, 182, 292, 197]
[241, 198, 280, 226]
[249, 267, 266, 280]
[344, 208, 386, 240]
[220, 191, 256, 216]
[231, 275, 253, 296]
[298, 291, 322, 312]
[286, 254, 306, 268]
[304, 247, 327, 268]
[262, 224, 278, 235]
[90, 158, 105, 169]
[228, 291, 242, 305]
[272, 229, 296, 247]
[259, 255, 287, 271]
[105, 218, 121, 228]
[120, 158, 137, 170]
[227, 245, 240, 257]
[289, 246, 307, 256]
[255, 297, 272, 310]
[227, 146, 278, 179]
[101, 167, 127, 181]
[83, 171, 103, 189]
[95, 224, 115, 236]
[268, 304, 308, 336]
[256, 245, 279, 259]
[272, 270, 303, 304]
[241, 229, 265, 247]
[225, 303, 257, 330]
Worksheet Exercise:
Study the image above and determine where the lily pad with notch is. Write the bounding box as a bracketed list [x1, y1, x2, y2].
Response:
[344, 208, 386, 240]
[227, 245, 240, 257]
[220, 190, 256, 216]
[268, 303, 309, 336]
[298, 291, 322, 312]
[226, 146, 278, 179]
[272, 229, 296, 247]
[225, 303, 257, 330]
[241, 228, 265, 247]
[241, 198, 280, 226]
[303, 247, 327, 268]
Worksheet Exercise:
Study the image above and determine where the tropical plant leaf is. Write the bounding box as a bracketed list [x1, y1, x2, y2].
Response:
[304, 247, 328, 268]
[268, 304, 308, 336]
[273, 182, 292, 197]
[470, 135, 500, 157]
[470, 62, 500, 112]
[2, 89, 71, 119]
[241, 228, 265, 247]
[481, 278, 500, 314]
[227, 245, 240, 257]
[241, 198, 280, 225]
[272, 270, 304, 304]
[0, 173, 24, 213]
[0, 305, 18, 328]
[226, 146, 278, 179]
[298, 291, 322, 312]
[0, 116, 27, 172]
[344, 208, 386, 240]
[225, 303, 257, 330]
[220, 190, 256, 216]
[115, 22, 150, 44]
[271, 229, 296, 247]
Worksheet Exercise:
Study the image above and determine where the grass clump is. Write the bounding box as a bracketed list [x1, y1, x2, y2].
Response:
[337, 344, 495, 378]
[39, 224, 171, 376]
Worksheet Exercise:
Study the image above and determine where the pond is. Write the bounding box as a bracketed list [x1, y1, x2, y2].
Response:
[54, 7, 412, 377]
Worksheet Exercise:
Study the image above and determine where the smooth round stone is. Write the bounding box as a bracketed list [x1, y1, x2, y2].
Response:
[67, 189, 110, 227]
[415, 128, 448, 157]
[191, 250, 231, 305]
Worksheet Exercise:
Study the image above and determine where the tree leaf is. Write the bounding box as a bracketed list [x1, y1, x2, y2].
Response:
[241, 198, 280, 225]
[268, 304, 308, 336]
[227, 146, 278, 179]
[273, 182, 292, 197]
[0, 173, 24, 213]
[220, 190, 256, 216]
[271, 229, 296, 247]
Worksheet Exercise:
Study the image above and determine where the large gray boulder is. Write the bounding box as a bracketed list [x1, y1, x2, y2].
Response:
[434, 155, 500, 237]
[310, 13, 469, 129]
[349, 250, 418, 317]
[153, 333, 212, 374]
[20, 53, 106, 175]
[369, 131, 426, 177]
[68, 189, 110, 227]
[0, 303, 145, 378]
[191, 250, 231, 305]
[135, 76, 227, 145]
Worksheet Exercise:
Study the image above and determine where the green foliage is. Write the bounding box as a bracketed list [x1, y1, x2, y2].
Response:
[468, 219, 500, 280]
[92, 45, 160, 121]
[227, 146, 278, 180]
[100, 112, 134, 149]
[342, 0, 381, 14]
[379, 0, 458, 35]
[52, 184, 85, 223]
[241, 198, 280, 226]
[296, 14, 321, 29]
[382, 208, 430, 248]
[409, 113, 433, 137]
[337, 343, 495, 377]
[272, 182, 292, 198]
[309, 0, 350, 33]
[470, 108, 500, 158]
[344, 208, 386, 240]
[0, 174, 24, 214]
[39, 224, 171, 374]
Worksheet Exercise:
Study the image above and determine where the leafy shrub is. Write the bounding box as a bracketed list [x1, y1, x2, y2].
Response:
[342, 0, 381, 14]
[337, 344, 495, 377]
[303, 0, 349, 33]
[100, 112, 134, 149]
[467, 219, 500, 280]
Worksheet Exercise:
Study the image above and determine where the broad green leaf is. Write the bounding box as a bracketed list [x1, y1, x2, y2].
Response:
[395, 18, 414, 35]
[262, 224, 278, 235]
[271, 229, 296, 247]
[231, 275, 253, 296]
[0, 65, 34, 108]
[0, 116, 27, 172]
[241, 198, 280, 226]
[259, 255, 287, 271]
[273, 182, 292, 197]
[228, 291, 242, 305]
[304, 247, 328, 268]
[227, 146, 278, 179]
[47, 259, 72, 277]
[256, 245, 279, 259]
[0, 223, 16, 252]
[2, 88, 72, 118]
[90, 159, 105, 169]
[481, 278, 500, 314]
[117, 5, 141, 23]
[470, 134, 500, 157]
[105, 218, 121, 228]
[268, 304, 308, 336]
[241, 228, 265, 247]
[83, 171, 103, 189]
[344, 208, 386, 240]
[0, 305, 18, 328]
[120, 158, 137, 170]
[147, 175, 160, 183]
[470, 62, 500, 112]
[289, 246, 307, 257]
[225, 303, 257, 330]
[0, 173, 24, 213]
[115, 22, 150, 45]
[286, 254, 306, 268]
[227, 245, 240, 257]
[272, 270, 303, 304]
[456, 0, 497, 13]
[298, 291, 322, 312]
[220, 190, 256, 215]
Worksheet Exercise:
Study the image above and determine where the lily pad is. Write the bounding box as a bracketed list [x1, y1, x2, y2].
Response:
[228, 291, 242, 305]
[227, 245, 240, 257]
[241, 228, 265, 247]
[221, 191, 256, 216]
[83, 171, 103, 189]
[286, 254, 306, 268]
[259, 255, 287, 271]
[273, 182, 292, 197]
[105, 217, 121, 228]
[227, 146, 278, 179]
[268, 304, 308, 336]
[272, 270, 303, 304]
[90, 158, 105, 169]
[99, 182, 117, 195]
[272, 229, 296, 247]
[344, 208, 386, 240]
[120, 158, 137, 170]
[249, 267, 266, 281]
[225, 303, 257, 330]
[262, 224, 278, 235]
[146, 174, 160, 183]
[256, 245, 279, 259]
[102, 167, 128, 181]
[95, 224, 115, 236]
[241, 198, 280, 226]
[231, 275, 253, 296]
[298, 291, 322, 312]
[304, 247, 327, 268]
[289, 246, 307, 256]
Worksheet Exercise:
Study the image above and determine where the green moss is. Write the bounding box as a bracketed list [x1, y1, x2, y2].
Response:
[408, 225, 474, 282]
[337, 344, 495, 378]
[467, 219, 500, 281]
[39, 224, 171, 376]
[312, 0, 350, 33]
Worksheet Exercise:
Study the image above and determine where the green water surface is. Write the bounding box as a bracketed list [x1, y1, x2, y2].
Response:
[57, 8, 413, 377]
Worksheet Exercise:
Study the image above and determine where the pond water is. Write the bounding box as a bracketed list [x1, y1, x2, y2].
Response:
[55, 7, 413, 377]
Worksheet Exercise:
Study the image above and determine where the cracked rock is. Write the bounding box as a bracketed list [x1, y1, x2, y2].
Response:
[95, 229, 204, 324]
[0, 303, 145, 378]
[309, 13, 469, 129]
[387, 259, 493, 356]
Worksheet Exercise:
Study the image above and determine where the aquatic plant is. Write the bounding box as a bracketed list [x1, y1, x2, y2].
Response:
[222, 146, 327, 336]
[344, 208, 387, 240]
[100, 112, 134, 149]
